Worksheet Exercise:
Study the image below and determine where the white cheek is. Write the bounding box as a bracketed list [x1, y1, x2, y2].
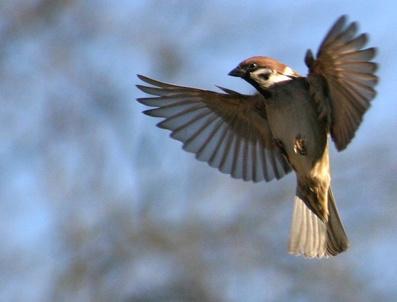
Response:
[250, 69, 272, 87]
[251, 72, 291, 88]
[251, 75, 269, 87]
[270, 73, 291, 83]
[252, 68, 270, 77]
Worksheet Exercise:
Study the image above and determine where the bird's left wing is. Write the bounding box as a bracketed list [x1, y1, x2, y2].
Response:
[136, 75, 291, 182]
[305, 15, 378, 151]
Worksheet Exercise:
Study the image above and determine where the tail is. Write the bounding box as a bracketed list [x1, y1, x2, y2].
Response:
[288, 188, 349, 258]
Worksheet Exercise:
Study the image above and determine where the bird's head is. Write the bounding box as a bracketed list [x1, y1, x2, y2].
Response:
[229, 56, 299, 89]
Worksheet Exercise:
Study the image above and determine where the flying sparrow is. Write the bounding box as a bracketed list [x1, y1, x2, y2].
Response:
[136, 16, 378, 258]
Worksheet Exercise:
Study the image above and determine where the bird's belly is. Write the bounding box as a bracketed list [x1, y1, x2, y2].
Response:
[266, 85, 327, 175]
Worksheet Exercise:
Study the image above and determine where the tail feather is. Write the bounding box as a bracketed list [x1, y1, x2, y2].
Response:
[288, 188, 349, 258]
[326, 189, 349, 255]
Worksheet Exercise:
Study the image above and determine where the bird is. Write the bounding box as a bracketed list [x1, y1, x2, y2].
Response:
[136, 15, 378, 258]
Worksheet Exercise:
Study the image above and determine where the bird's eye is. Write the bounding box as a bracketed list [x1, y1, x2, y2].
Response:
[248, 63, 257, 71]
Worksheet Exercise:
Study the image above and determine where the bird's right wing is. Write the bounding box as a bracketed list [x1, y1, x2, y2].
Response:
[136, 75, 291, 182]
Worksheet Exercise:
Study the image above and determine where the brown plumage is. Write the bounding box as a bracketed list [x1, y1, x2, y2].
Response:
[241, 56, 292, 74]
[136, 15, 378, 258]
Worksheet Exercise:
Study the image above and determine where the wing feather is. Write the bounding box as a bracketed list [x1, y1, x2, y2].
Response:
[137, 74, 291, 182]
[306, 15, 378, 150]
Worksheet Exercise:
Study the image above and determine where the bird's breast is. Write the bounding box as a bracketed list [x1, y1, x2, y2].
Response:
[265, 79, 327, 175]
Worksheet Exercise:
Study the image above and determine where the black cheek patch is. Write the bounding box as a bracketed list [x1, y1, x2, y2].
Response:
[259, 73, 270, 81]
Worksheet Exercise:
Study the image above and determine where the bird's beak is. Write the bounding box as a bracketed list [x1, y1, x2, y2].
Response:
[228, 66, 246, 77]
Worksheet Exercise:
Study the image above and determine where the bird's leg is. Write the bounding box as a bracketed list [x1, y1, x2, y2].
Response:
[293, 134, 307, 156]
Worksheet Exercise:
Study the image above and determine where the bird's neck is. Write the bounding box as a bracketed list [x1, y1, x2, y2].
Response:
[245, 77, 272, 99]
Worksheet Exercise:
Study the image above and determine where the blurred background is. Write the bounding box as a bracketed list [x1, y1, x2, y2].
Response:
[1, 0, 396, 301]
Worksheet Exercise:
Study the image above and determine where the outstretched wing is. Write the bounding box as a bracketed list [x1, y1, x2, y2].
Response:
[305, 15, 378, 150]
[136, 75, 291, 182]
